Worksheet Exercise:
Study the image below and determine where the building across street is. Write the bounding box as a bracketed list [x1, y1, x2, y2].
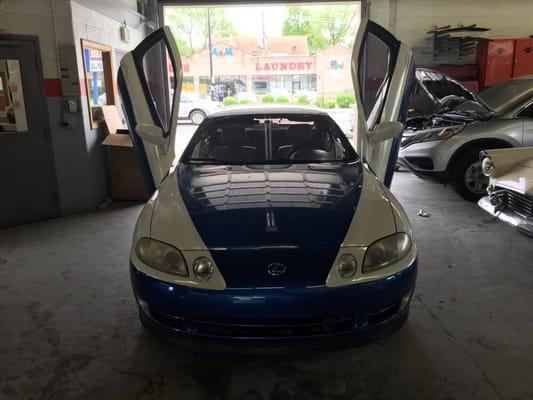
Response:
[179, 35, 353, 99]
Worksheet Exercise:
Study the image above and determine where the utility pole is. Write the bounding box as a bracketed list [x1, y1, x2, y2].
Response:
[261, 8, 267, 56]
[207, 8, 214, 86]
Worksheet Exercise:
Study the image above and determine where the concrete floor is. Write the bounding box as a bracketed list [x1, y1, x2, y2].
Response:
[1, 171, 532, 400]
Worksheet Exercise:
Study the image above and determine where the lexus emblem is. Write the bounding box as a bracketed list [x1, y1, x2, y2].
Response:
[267, 263, 287, 276]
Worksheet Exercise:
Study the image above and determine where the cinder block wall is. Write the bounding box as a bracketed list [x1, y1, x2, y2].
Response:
[0, 0, 146, 216]
[368, 0, 533, 46]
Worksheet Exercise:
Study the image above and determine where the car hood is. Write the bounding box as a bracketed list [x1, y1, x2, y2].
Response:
[416, 68, 479, 106]
[407, 69, 492, 132]
[175, 162, 363, 288]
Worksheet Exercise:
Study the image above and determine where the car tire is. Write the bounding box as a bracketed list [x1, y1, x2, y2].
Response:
[451, 147, 488, 202]
[190, 110, 206, 125]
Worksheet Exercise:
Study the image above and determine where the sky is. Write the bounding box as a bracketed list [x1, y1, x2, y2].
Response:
[225, 5, 287, 37]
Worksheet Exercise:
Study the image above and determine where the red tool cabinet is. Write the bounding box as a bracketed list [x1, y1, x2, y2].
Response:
[477, 39, 515, 88]
[513, 39, 533, 78]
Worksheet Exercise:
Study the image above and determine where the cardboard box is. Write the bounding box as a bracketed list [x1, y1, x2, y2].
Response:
[101, 106, 150, 201]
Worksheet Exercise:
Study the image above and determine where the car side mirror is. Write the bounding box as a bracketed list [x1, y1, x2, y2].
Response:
[135, 124, 166, 146]
[370, 121, 404, 143]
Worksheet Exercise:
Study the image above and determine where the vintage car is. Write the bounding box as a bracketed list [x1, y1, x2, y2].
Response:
[398, 75, 533, 201]
[478, 147, 533, 237]
[117, 20, 417, 342]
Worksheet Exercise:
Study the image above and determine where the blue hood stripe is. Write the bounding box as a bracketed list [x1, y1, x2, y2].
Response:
[178, 163, 364, 288]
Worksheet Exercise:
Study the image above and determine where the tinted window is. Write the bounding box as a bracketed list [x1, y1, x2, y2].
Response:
[142, 41, 175, 131]
[182, 114, 357, 164]
[518, 102, 533, 118]
[358, 32, 391, 130]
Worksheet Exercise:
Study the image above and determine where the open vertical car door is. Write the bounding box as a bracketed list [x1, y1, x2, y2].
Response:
[352, 19, 415, 187]
[118, 27, 182, 193]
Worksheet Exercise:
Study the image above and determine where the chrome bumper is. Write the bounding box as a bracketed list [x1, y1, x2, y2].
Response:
[478, 196, 533, 237]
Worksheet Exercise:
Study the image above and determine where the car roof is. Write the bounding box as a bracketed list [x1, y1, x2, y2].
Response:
[205, 104, 329, 119]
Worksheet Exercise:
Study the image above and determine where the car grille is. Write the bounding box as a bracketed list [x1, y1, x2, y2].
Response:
[149, 302, 401, 338]
[497, 187, 533, 219]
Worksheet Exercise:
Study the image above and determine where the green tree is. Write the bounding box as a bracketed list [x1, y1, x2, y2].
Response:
[165, 8, 236, 56]
[282, 5, 359, 52]
[282, 7, 312, 35]
[200, 9, 236, 49]
[282, 7, 325, 52]
[318, 6, 359, 47]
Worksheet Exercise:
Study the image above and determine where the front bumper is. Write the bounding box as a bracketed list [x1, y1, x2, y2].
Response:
[478, 196, 533, 237]
[397, 157, 450, 183]
[398, 139, 450, 182]
[130, 260, 417, 343]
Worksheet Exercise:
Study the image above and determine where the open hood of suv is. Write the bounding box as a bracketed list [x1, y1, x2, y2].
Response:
[415, 68, 479, 107]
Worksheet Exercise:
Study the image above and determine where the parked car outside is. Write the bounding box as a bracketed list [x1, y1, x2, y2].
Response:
[398, 75, 533, 201]
[478, 147, 533, 237]
[179, 92, 219, 124]
[118, 20, 417, 343]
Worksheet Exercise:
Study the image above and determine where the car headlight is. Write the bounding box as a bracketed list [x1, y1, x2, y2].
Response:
[336, 254, 357, 279]
[362, 233, 412, 274]
[482, 156, 495, 177]
[416, 124, 464, 143]
[193, 257, 215, 281]
[135, 237, 188, 276]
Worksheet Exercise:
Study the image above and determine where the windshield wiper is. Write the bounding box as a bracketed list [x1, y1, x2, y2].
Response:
[447, 109, 491, 120]
[185, 158, 348, 165]
[186, 158, 236, 164]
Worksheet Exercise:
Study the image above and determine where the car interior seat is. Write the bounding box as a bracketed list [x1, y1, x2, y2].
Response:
[211, 126, 257, 162]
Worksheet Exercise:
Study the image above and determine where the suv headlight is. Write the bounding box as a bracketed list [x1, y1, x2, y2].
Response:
[417, 124, 464, 143]
[482, 156, 495, 177]
[135, 237, 188, 276]
[362, 233, 412, 274]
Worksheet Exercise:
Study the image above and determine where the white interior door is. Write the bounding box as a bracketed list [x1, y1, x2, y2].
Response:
[118, 26, 182, 192]
[351, 19, 415, 186]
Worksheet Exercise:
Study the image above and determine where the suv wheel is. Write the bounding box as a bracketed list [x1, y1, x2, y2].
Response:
[190, 110, 206, 125]
[451, 147, 488, 202]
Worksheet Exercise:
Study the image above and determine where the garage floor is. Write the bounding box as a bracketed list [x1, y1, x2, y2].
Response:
[1, 171, 532, 400]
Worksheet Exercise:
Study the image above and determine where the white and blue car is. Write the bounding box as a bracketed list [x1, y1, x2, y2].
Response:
[118, 20, 417, 342]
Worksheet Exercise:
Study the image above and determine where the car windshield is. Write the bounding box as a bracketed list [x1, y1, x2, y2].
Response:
[181, 113, 358, 165]
[477, 78, 533, 115]
[452, 100, 493, 118]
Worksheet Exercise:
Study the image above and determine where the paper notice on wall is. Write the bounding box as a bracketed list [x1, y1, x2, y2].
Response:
[6, 59, 28, 132]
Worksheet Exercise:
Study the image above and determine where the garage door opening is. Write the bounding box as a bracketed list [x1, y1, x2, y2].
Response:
[160, 2, 360, 139]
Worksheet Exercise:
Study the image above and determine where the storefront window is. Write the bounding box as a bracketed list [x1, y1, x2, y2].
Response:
[182, 76, 194, 93]
[252, 74, 317, 94]
[81, 40, 115, 129]
[253, 80, 269, 94]
[199, 76, 211, 96]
